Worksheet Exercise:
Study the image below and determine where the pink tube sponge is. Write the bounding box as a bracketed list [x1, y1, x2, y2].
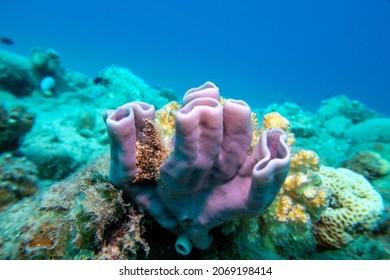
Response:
[103, 82, 291, 255]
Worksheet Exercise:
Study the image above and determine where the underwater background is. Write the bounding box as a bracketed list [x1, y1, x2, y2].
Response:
[0, 0, 390, 260]
[2, 0, 390, 115]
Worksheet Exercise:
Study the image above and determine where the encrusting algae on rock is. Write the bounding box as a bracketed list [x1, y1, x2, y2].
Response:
[0, 155, 150, 260]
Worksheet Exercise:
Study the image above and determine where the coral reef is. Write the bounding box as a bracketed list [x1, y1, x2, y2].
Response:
[0, 50, 177, 184]
[225, 102, 386, 259]
[221, 115, 327, 259]
[258, 102, 316, 138]
[21, 132, 84, 180]
[317, 95, 380, 124]
[104, 81, 291, 255]
[0, 48, 91, 98]
[0, 49, 37, 96]
[0, 47, 388, 260]
[256, 149, 328, 259]
[313, 235, 390, 260]
[97, 65, 176, 109]
[343, 151, 390, 180]
[0, 153, 38, 209]
[346, 118, 390, 144]
[30, 48, 92, 96]
[0, 105, 35, 152]
[20, 106, 104, 181]
[276, 97, 386, 168]
[314, 166, 384, 248]
[0, 156, 149, 260]
[30, 48, 61, 78]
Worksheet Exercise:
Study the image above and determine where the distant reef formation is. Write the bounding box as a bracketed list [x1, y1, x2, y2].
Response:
[0, 48, 388, 260]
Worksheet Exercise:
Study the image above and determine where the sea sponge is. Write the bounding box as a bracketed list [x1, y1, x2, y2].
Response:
[314, 166, 384, 248]
[229, 113, 328, 259]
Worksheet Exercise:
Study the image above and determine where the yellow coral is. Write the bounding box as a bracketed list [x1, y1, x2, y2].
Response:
[251, 112, 261, 149]
[302, 186, 319, 200]
[268, 148, 328, 228]
[257, 112, 293, 150]
[290, 150, 320, 171]
[287, 132, 296, 147]
[275, 194, 294, 222]
[260, 118, 324, 228]
[271, 194, 310, 225]
[306, 188, 329, 208]
[225, 111, 330, 258]
[262, 112, 290, 132]
[282, 172, 310, 191]
[154, 101, 181, 148]
[314, 166, 384, 248]
[288, 204, 309, 223]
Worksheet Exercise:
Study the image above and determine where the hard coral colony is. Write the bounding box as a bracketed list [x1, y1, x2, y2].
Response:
[104, 82, 292, 255]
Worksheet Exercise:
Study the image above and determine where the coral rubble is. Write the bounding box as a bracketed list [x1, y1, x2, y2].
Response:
[0, 153, 38, 209]
[0, 105, 35, 152]
[0, 156, 149, 259]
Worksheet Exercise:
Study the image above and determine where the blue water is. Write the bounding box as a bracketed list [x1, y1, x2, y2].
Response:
[2, 0, 390, 115]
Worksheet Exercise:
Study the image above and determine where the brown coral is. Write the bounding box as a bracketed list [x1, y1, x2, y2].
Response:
[133, 119, 168, 183]
[343, 151, 390, 179]
[0, 105, 35, 152]
[0, 153, 38, 209]
[97, 207, 150, 259]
